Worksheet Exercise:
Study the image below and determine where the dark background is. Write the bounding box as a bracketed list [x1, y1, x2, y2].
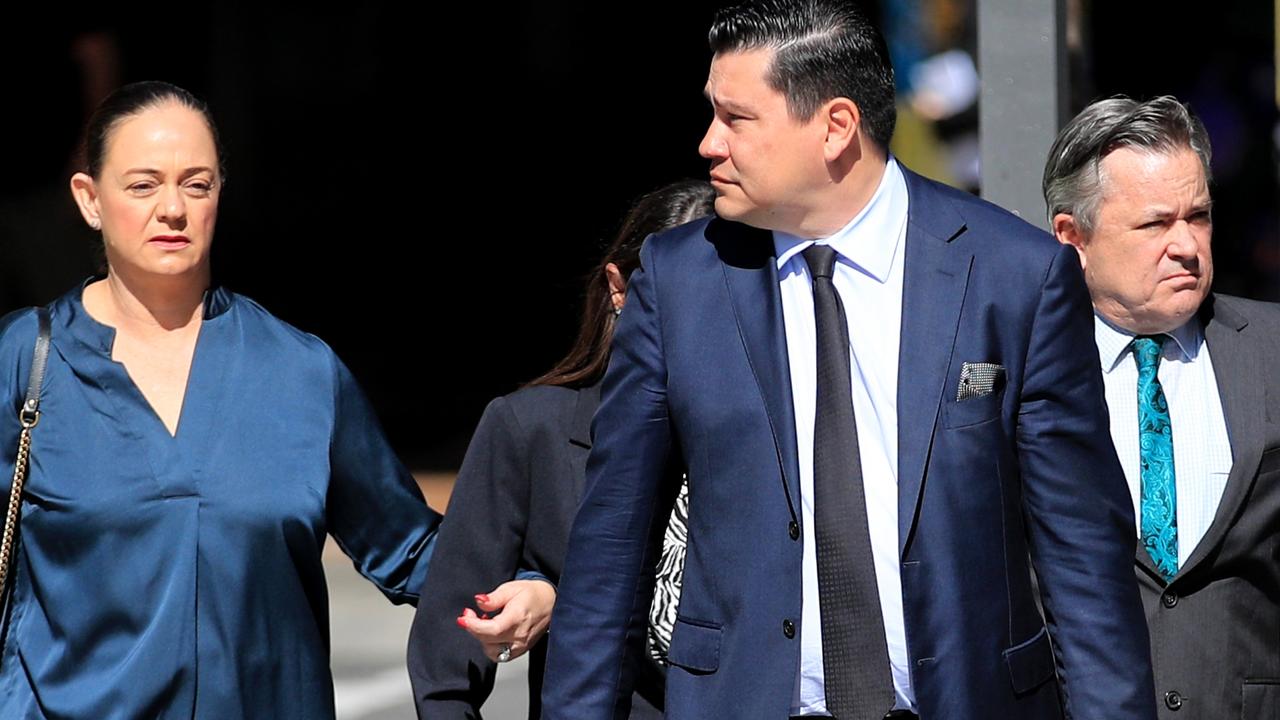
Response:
[2, 2, 1275, 468]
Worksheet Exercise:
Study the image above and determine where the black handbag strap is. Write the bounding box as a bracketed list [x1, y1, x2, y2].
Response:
[21, 308, 52, 426]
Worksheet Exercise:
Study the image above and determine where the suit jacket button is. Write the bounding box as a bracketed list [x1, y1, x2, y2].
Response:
[782, 619, 796, 639]
[1164, 691, 1183, 711]
[1162, 591, 1178, 608]
[788, 521, 800, 540]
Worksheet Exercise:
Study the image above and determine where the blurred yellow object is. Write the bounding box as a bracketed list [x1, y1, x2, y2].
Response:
[890, 102, 957, 188]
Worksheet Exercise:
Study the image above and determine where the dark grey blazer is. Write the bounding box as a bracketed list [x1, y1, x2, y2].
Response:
[407, 383, 664, 719]
[1138, 293, 1280, 720]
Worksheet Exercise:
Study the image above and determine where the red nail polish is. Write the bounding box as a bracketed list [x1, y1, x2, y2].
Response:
[475, 594, 490, 604]
[456, 615, 468, 628]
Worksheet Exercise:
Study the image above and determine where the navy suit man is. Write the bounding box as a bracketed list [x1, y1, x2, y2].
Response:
[544, 2, 1157, 718]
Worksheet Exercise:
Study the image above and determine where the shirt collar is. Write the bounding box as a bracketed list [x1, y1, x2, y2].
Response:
[1094, 311, 1203, 373]
[773, 156, 908, 282]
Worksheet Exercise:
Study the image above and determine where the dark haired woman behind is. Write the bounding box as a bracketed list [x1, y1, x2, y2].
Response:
[0, 82, 441, 718]
[408, 180, 715, 719]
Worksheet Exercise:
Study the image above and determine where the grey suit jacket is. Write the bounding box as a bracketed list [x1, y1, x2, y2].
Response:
[1138, 293, 1280, 720]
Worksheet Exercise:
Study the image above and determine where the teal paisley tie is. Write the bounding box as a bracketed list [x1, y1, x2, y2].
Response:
[1134, 336, 1178, 581]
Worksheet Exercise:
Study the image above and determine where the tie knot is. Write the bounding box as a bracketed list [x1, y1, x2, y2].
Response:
[802, 243, 838, 280]
[1132, 335, 1164, 371]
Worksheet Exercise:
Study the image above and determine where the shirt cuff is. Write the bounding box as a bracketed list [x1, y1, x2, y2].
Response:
[514, 569, 555, 589]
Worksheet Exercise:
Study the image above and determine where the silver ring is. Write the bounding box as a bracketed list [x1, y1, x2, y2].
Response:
[497, 644, 512, 663]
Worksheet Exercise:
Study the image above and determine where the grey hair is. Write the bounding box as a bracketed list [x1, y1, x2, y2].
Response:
[1042, 95, 1212, 234]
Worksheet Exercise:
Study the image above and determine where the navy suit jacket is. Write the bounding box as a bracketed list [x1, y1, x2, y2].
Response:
[543, 169, 1157, 719]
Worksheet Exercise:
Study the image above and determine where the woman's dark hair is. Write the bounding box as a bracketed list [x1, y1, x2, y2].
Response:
[528, 180, 716, 388]
[83, 80, 224, 180]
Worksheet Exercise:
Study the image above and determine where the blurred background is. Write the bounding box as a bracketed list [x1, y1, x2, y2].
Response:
[2, 1, 1277, 469]
[2, 2, 1277, 717]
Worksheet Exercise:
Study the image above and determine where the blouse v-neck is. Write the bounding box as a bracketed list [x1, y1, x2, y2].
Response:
[61, 281, 233, 493]
[78, 287, 210, 440]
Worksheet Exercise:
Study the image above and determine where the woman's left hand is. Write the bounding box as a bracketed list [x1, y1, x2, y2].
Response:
[457, 579, 557, 663]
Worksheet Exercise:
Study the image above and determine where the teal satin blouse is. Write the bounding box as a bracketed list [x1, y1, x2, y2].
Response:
[0, 282, 439, 719]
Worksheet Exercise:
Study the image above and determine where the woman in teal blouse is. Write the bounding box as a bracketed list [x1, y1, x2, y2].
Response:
[0, 81, 441, 719]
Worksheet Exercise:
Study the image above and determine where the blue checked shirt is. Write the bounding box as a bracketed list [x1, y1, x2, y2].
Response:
[1094, 315, 1233, 567]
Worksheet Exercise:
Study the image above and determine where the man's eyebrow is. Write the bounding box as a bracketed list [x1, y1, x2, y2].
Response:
[1137, 200, 1214, 223]
[705, 92, 751, 114]
[1136, 206, 1176, 222]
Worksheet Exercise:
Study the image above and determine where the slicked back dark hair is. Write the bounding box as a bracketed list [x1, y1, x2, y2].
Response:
[708, 0, 896, 150]
[83, 80, 225, 181]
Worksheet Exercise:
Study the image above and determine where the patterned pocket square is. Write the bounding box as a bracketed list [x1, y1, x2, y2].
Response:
[957, 362, 1005, 401]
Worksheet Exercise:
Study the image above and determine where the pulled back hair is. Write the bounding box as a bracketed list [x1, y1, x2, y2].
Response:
[708, 0, 896, 150]
[528, 180, 717, 388]
[83, 80, 225, 181]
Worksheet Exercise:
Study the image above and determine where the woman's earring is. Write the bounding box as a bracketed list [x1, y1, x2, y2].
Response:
[89, 218, 101, 230]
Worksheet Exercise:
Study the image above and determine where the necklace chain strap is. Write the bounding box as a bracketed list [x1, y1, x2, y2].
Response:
[0, 419, 36, 597]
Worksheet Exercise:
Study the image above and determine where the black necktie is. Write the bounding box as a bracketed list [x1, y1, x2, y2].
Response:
[803, 244, 893, 719]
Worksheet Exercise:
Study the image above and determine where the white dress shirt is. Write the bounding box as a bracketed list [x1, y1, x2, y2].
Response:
[775, 157, 913, 715]
[1094, 315, 1233, 568]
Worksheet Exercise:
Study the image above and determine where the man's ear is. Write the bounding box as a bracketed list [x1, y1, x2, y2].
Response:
[821, 97, 861, 163]
[1052, 213, 1088, 270]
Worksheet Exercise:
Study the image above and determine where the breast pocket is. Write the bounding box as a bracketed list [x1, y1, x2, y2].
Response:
[943, 389, 1004, 429]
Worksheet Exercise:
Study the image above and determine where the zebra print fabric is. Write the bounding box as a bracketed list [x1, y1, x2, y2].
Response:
[647, 475, 689, 665]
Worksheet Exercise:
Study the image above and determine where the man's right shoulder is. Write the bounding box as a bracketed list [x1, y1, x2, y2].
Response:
[642, 215, 773, 272]
[1214, 293, 1280, 320]
[643, 216, 716, 256]
[1211, 293, 1280, 346]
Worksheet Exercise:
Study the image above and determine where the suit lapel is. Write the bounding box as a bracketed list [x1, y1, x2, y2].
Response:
[715, 221, 803, 515]
[896, 170, 974, 556]
[566, 383, 600, 498]
[568, 382, 599, 449]
[1176, 295, 1263, 578]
